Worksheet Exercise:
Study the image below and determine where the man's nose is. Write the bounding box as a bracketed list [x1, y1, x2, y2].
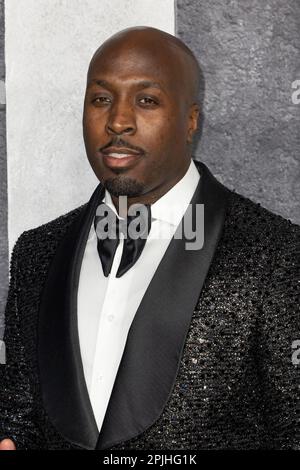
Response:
[106, 101, 136, 135]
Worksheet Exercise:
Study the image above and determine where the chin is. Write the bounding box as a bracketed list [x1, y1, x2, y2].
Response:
[103, 176, 145, 197]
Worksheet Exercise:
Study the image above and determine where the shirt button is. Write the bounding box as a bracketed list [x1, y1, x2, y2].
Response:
[107, 314, 114, 322]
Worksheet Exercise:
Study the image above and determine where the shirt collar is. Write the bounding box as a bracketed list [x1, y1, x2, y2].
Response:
[149, 158, 200, 226]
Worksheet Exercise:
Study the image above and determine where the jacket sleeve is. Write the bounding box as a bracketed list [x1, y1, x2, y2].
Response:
[0, 233, 45, 449]
[258, 222, 300, 450]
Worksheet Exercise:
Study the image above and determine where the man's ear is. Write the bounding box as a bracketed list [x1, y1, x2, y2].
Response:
[187, 103, 200, 143]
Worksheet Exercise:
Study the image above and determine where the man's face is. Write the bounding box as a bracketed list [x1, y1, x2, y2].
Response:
[83, 40, 199, 202]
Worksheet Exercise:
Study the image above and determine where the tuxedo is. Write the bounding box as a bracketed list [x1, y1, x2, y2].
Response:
[77, 159, 200, 431]
[0, 160, 299, 450]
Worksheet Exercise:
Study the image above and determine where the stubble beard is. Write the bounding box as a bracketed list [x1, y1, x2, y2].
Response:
[103, 175, 145, 197]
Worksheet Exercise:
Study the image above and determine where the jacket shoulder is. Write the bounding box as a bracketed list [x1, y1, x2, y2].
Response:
[12, 203, 87, 258]
[217, 188, 299, 278]
[225, 189, 299, 238]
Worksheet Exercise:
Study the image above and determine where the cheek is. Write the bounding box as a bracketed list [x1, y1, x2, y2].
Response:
[138, 113, 175, 146]
[83, 110, 105, 138]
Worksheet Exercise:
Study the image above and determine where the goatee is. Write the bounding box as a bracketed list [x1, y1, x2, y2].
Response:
[103, 176, 145, 197]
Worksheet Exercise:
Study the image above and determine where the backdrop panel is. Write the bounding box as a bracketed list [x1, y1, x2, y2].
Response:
[176, 0, 300, 224]
[5, 0, 175, 255]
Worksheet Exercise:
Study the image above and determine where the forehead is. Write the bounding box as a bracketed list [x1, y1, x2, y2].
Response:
[87, 41, 186, 93]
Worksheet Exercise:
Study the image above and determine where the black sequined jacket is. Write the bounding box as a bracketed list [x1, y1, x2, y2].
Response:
[0, 161, 299, 450]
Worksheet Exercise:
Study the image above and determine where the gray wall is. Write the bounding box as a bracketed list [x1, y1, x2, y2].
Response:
[0, 0, 7, 338]
[176, 0, 300, 224]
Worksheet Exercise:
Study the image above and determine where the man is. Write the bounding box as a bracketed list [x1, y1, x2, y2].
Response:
[0, 26, 299, 450]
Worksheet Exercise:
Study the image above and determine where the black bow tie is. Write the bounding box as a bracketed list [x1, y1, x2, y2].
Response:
[94, 201, 152, 278]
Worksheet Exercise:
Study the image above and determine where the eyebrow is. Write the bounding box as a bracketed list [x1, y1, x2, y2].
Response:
[87, 78, 165, 92]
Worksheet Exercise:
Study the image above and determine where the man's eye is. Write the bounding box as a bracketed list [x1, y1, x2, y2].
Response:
[92, 96, 111, 104]
[139, 97, 158, 105]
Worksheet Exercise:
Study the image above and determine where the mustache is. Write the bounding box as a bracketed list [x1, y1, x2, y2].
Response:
[99, 137, 145, 155]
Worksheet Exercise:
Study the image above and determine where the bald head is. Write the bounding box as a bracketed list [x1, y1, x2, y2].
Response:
[87, 26, 203, 107]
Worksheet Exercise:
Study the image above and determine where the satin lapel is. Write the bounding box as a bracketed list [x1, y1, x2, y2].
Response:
[38, 182, 104, 449]
[96, 160, 231, 450]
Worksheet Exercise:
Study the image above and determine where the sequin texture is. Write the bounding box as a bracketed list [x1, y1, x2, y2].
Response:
[0, 188, 299, 450]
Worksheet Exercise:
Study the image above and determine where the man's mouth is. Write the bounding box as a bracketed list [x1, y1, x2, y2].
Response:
[104, 152, 138, 159]
[101, 146, 143, 156]
[100, 147, 143, 169]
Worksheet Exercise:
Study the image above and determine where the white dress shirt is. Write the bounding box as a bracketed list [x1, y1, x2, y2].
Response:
[77, 158, 200, 431]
